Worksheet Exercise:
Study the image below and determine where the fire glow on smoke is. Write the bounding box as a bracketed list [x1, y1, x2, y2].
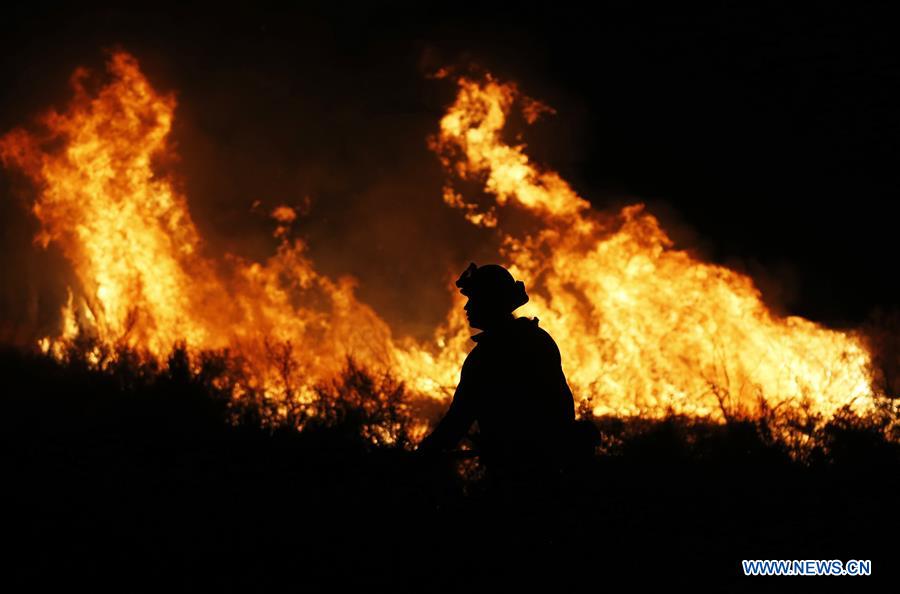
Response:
[0, 52, 874, 424]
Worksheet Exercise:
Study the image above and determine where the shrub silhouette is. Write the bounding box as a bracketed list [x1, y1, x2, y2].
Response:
[309, 357, 415, 449]
[2, 345, 898, 592]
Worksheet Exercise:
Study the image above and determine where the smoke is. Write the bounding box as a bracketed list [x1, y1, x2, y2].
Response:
[153, 49, 517, 342]
[0, 167, 72, 345]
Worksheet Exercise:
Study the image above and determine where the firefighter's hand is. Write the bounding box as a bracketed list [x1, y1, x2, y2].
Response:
[414, 436, 454, 472]
[414, 440, 440, 464]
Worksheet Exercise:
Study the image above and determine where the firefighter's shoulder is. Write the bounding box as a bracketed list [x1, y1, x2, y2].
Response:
[517, 317, 562, 359]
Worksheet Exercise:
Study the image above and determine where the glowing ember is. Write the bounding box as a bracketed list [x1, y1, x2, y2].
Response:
[0, 52, 876, 427]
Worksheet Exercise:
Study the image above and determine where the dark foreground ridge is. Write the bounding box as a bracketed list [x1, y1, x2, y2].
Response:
[1, 346, 897, 592]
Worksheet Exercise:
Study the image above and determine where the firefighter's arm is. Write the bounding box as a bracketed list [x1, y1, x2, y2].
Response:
[417, 363, 477, 455]
[547, 334, 576, 423]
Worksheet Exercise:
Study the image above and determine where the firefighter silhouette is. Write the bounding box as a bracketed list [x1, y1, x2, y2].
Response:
[418, 263, 576, 482]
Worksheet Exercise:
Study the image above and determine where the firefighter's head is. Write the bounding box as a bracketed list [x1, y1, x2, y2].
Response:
[456, 262, 529, 329]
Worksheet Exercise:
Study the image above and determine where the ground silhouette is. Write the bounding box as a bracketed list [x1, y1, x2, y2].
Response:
[2, 343, 897, 592]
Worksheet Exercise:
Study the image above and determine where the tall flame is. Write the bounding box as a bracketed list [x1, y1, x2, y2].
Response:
[0, 53, 875, 426]
[431, 75, 874, 419]
[0, 52, 439, 407]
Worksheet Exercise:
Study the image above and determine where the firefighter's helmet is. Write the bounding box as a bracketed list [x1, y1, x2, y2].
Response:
[455, 262, 529, 311]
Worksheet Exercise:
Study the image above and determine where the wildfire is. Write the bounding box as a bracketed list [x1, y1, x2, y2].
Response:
[0, 52, 875, 427]
[431, 75, 874, 420]
[0, 52, 448, 410]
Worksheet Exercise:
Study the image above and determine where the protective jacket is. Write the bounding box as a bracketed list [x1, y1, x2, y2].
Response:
[420, 316, 575, 475]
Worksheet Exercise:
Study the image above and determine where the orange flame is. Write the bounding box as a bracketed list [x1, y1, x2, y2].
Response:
[0, 52, 876, 427]
[0, 52, 448, 411]
[431, 75, 874, 419]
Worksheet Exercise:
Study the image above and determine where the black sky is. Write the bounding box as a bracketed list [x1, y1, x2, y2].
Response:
[1, 2, 898, 340]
